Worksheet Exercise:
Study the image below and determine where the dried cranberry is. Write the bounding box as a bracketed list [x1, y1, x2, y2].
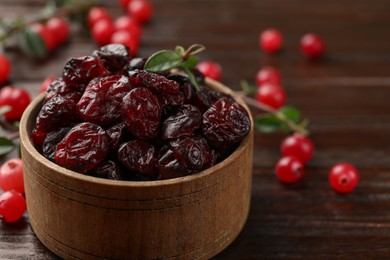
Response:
[121, 88, 161, 140]
[106, 122, 128, 151]
[54, 122, 109, 173]
[160, 105, 202, 140]
[127, 57, 146, 71]
[192, 87, 213, 113]
[191, 68, 205, 86]
[167, 74, 195, 103]
[117, 140, 157, 177]
[203, 97, 251, 148]
[170, 136, 211, 171]
[77, 75, 134, 126]
[62, 56, 105, 87]
[44, 78, 73, 103]
[93, 44, 131, 74]
[157, 145, 190, 180]
[158, 92, 185, 108]
[34, 95, 78, 135]
[93, 160, 125, 180]
[42, 127, 71, 161]
[128, 70, 180, 95]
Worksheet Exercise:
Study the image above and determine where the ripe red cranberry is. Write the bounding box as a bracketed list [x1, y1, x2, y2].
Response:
[329, 163, 359, 193]
[255, 83, 286, 109]
[256, 66, 281, 86]
[128, 0, 153, 23]
[0, 54, 11, 84]
[275, 156, 304, 184]
[46, 17, 70, 46]
[40, 76, 55, 93]
[197, 61, 222, 81]
[0, 158, 24, 194]
[260, 28, 283, 54]
[0, 190, 26, 223]
[110, 30, 139, 57]
[115, 16, 142, 38]
[0, 86, 31, 121]
[301, 33, 325, 59]
[30, 23, 56, 52]
[281, 133, 314, 164]
[88, 7, 112, 28]
[92, 19, 115, 46]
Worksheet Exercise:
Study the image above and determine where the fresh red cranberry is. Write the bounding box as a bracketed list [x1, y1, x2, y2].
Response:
[0, 54, 11, 84]
[281, 133, 314, 164]
[256, 66, 281, 86]
[40, 76, 55, 93]
[92, 19, 115, 46]
[128, 0, 153, 24]
[259, 28, 283, 54]
[115, 16, 142, 38]
[0, 190, 26, 223]
[88, 7, 112, 27]
[0, 86, 31, 121]
[255, 83, 286, 109]
[55, 122, 109, 173]
[110, 30, 139, 57]
[301, 33, 325, 59]
[46, 17, 70, 46]
[275, 156, 304, 184]
[119, 0, 132, 9]
[30, 23, 56, 52]
[0, 158, 24, 194]
[329, 163, 359, 193]
[197, 61, 222, 81]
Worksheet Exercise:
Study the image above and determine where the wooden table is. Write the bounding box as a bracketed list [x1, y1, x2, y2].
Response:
[2, 0, 390, 258]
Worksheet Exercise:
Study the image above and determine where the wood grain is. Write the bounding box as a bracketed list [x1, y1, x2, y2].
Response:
[1, 0, 390, 259]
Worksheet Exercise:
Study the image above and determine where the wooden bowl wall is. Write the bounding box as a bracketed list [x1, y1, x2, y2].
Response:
[20, 78, 254, 260]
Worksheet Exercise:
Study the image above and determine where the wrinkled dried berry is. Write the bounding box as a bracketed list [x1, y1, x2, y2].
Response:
[170, 136, 211, 171]
[191, 68, 205, 86]
[106, 122, 128, 151]
[63, 56, 105, 87]
[128, 57, 146, 71]
[161, 105, 202, 140]
[77, 75, 134, 126]
[192, 87, 213, 113]
[203, 97, 250, 148]
[93, 160, 125, 180]
[129, 70, 180, 95]
[121, 87, 161, 140]
[93, 44, 131, 74]
[34, 95, 78, 136]
[42, 127, 71, 161]
[44, 78, 75, 103]
[117, 140, 157, 177]
[167, 74, 195, 103]
[158, 92, 185, 108]
[157, 145, 190, 180]
[54, 122, 109, 173]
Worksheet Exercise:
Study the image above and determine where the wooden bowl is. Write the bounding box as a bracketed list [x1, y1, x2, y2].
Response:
[20, 78, 254, 260]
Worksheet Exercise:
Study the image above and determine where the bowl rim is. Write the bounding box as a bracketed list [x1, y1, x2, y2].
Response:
[20, 78, 254, 188]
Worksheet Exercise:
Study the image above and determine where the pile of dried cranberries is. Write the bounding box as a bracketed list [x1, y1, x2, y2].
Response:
[31, 44, 251, 181]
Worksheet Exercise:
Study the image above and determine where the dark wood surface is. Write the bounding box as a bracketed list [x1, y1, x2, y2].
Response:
[2, 0, 390, 259]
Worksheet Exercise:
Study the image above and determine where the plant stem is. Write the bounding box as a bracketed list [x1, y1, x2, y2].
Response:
[235, 91, 309, 136]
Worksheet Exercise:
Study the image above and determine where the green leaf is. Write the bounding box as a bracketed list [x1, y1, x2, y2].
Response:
[19, 28, 47, 58]
[181, 66, 201, 91]
[144, 50, 181, 72]
[278, 106, 301, 123]
[182, 56, 198, 69]
[254, 114, 282, 133]
[241, 80, 256, 95]
[0, 137, 15, 156]
[175, 46, 185, 55]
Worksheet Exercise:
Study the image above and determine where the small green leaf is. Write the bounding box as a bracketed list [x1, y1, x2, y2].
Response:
[175, 46, 185, 55]
[144, 50, 181, 72]
[254, 114, 282, 133]
[181, 66, 201, 91]
[0, 106, 11, 116]
[0, 137, 15, 156]
[182, 56, 198, 69]
[20, 28, 47, 58]
[278, 106, 301, 123]
[186, 44, 206, 55]
[241, 80, 256, 95]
